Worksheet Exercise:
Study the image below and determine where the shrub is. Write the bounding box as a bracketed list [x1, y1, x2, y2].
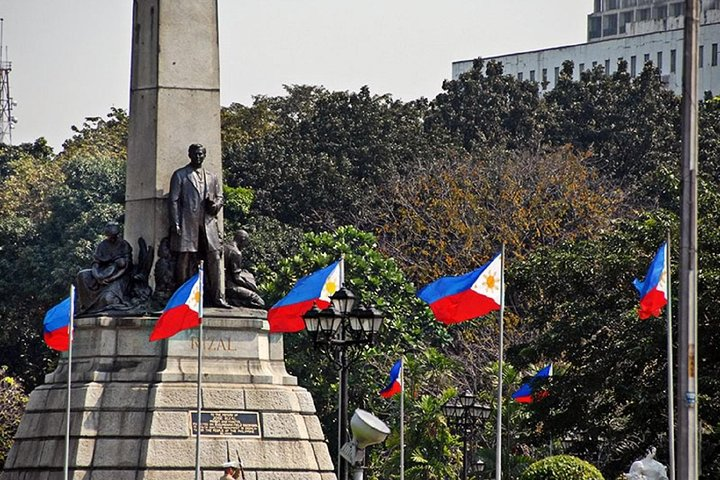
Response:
[520, 455, 604, 480]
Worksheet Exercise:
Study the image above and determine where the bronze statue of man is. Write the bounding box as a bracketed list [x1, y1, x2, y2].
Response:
[169, 143, 231, 308]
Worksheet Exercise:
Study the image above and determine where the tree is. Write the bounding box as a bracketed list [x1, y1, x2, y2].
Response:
[425, 58, 546, 153]
[259, 226, 455, 474]
[544, 60, 680, 200]
[0, 110, 128, 389]
[222, 85, 437, 231]
[374, 147, 623, 286]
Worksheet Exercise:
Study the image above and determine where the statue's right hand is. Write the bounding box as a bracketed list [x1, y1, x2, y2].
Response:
[174, 224, 181, 236]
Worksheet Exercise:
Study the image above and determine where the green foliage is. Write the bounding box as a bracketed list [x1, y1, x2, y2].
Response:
[60, 107, 128, 160]
[520, 455, 604, 480]
[426, 58, 545, 152]
[0, 111, 127, 389]
[0, 366, 29, 468]
[222, 184, 254, 233]
[223, 85, 437, 230]
[544, 61, 680, 203]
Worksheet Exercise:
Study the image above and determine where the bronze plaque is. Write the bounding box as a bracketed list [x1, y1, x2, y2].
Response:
[190, 411, 260, 437]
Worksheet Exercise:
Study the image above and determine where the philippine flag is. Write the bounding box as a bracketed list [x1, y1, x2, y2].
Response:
[150, 273, 202, 341]
[43, 296, 73, 351]
[268, 260, 341, 333]
[379, 359, 403, 398]
[512, 364, 553, 404]
[417, 253, 502, 325]
[633, 242, 668, 320]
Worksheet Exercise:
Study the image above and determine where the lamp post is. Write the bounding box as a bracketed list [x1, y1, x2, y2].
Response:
[303, 286, 384, 480]
[469, 459, 486, 479]
[442, 390, 492, 480]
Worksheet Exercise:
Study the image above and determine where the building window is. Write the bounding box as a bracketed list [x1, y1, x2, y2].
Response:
[589, 17, 602, 39]
[620, 11, 634, 33]
[644, 53, 650, 64]
[622, 0, 637, 7]
[518, 72, 524, 81]
[593, 61, 598, 68]
[712, 43, 718, 67]
[699, 45, 704, 68]
[554, 66, 560, 84]
[594, 0, 602, 12]
[630, 56, 637, 76]
[580, 63, 586, 73]
[670, 49, 677, 73]
[605, 59, 611, 73]
[542, 68, 548, 89]
[607, 0, 619, 9]
[654, 5, 668, 19]
[530, 70, 535, 81]
[638, 8, 651, 20]
[603, 13, 619, 36]
[657, 51, 663, 71]
[671, 2, 684, 16]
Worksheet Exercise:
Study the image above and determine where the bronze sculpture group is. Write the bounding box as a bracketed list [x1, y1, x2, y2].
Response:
[76, 143, 264, 316]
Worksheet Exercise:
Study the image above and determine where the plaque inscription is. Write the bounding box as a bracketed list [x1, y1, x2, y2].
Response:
[190, 411, 261, 437]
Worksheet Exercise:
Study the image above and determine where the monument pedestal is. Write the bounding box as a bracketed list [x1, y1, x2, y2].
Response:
[2, 309, 336, 480]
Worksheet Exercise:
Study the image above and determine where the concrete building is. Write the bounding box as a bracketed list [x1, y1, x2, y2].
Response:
[453, 0, 720, 95]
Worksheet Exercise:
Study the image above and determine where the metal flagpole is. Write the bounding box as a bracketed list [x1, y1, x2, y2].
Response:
[678, 1, 700, 478]
[195, 262, 205, 480]
[666, 233, 676, 480]
[400, 357, 405, 480]
[495, 245, 505, 480]
[337, 254, 346, 480]
[64, 284, 75, 480]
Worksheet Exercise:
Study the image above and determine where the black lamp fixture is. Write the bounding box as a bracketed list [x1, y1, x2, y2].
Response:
[470, 458, 486, 478]
[442, 390, 492, 480]
[302, 285, 384, 480]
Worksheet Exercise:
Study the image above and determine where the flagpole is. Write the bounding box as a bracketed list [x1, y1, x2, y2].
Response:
[338, 254, 345, 480]
[400, 357, 405, 480]
[64, 285, 75, 480]
[195, 262, 205, 480]
[666, 234, 676, 480]
[495, 245, 505, 480]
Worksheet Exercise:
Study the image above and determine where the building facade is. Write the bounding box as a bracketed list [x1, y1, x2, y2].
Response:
[453, 0, 720, 95]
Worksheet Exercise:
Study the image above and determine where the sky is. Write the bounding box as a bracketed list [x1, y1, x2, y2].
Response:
[1, 0, 592, 150]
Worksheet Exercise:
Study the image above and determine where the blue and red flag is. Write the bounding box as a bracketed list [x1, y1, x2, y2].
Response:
[633, 242, 668, 320]
[43, 296, 73, 351]
[268, 260, 342, 333]
[512, 364, 553, 404]
[379, 359, 403, 398]
[417, 253, 502, 325]
[150, 273, 202, 341]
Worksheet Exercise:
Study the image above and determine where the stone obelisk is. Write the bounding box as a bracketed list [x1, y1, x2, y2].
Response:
[124, 0, 223, 269]
[1, 1, 336, 479]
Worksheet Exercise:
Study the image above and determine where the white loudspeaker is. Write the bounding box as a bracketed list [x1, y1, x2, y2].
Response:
[340, 409, 391, 466]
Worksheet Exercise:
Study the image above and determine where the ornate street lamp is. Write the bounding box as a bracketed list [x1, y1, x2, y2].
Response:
[469, 459, 486, 479]
[303, 286, 384, 480]
[442, 390, 492, 480]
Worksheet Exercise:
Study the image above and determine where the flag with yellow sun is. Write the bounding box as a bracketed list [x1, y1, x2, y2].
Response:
[268, 260, 343, 333]
[417, 253, 503, 325]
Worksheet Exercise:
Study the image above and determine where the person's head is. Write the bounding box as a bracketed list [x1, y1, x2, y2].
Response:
[188, 143, 206, 168]
[222, 461, 238, 475]
[233, 230, 250, 248]
[103, 222, 121, 242]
